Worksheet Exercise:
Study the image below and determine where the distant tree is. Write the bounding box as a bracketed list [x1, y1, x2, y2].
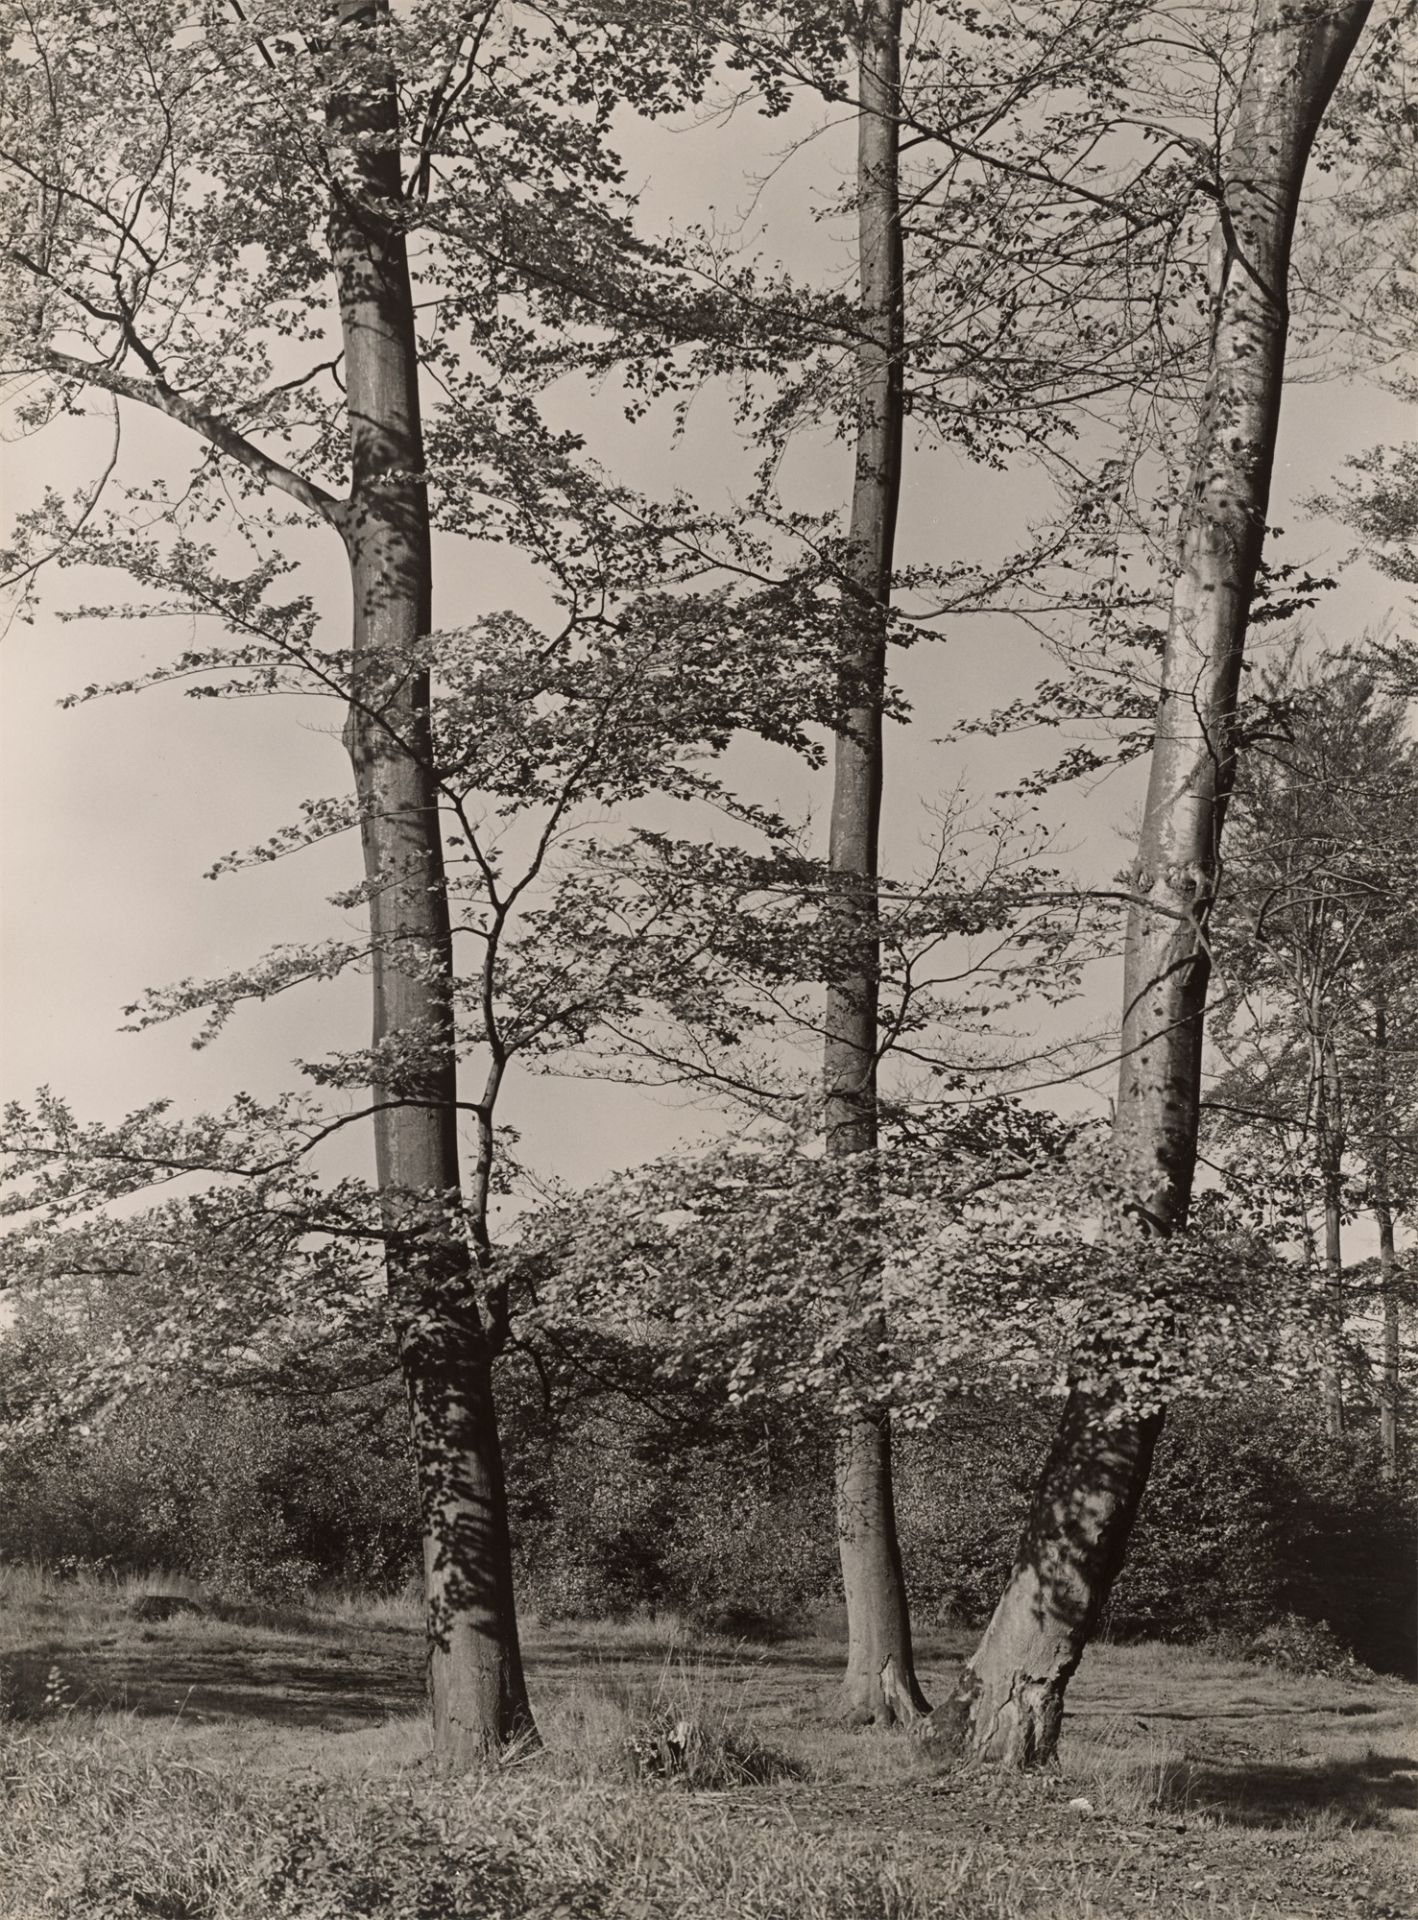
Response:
[1205, 653, 1418, 1458]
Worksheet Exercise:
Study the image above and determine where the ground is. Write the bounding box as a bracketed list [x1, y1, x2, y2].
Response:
[0, 1568, 1414, 1919]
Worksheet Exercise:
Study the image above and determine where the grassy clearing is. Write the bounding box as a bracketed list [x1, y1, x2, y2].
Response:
[0, 1567, 1414, 1918]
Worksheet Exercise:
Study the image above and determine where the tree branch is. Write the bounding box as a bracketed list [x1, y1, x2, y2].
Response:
[36, 349, 347, 527]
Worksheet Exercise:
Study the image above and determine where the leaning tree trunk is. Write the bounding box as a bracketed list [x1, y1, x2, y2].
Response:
[930, 0, 1372, 1768]
[827, 0, 928, 1728]
[328, 0, 533, 1761]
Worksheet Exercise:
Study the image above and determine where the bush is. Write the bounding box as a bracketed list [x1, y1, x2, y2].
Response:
[506, 1376, 1414, 1675]
[663, 1444, 836, 1633]
[506, 1386, 839, 1631]
[893, 1407, 1056, 1626]
[1241, 1612, 1371, 1679]
[0, 1390, 419, 1598]
[2, 1343, 1409, 1679]
[621, 1709, 801, 1788]
[1107, 1394, 1416, 1676]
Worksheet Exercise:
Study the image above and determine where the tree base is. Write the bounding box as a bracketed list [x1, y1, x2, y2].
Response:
[839, 1651, 930, 1728]
[925, 1663, 1063, 1768]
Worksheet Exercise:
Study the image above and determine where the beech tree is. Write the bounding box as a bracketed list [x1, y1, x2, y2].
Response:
[931, 0, 1376, 1769]
[823, 0, 932, 1729]
[0, 0, 828, 1760]
[0, 485, 851, 1744]
[0, 0, 1159, 1750]
[694, 0, 1228, 1726]
[4, 0, 1402, 1774]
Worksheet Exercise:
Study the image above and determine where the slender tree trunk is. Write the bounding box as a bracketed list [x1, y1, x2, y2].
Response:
[930, 0, 1372, 1767]
[1321, 1148, 1346, 1437]
[1311, 1016, 1348, 1435]
[1374, 992, 1400, 1478]
[827, 0, 927, 1728]
[1378, 1196, 1400, 1474]
[328, 0, 533, 1760]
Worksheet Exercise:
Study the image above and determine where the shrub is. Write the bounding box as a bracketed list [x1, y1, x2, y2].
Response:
[622, 1708, 801, 1788]
[893, 1407, 1056, 1626]
[1241, 1612, 1371, 1679]
[1107, 1393, 1416, 1675]
[0, 1389, 419, 1598]
[506, 1378, 1413, 1674]
[3, 1341, 1410, 1679]
[507, 1393, 839, 1631]
[663, 1443, 836, 1633]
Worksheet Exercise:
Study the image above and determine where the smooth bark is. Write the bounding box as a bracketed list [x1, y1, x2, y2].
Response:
[827, 0, 928, 1727]
[1378, 1195, 1400, 1475]
[1374, 992, 1400, 1478]
[931, 0, 1372, 1767]
[329, 0, 533, 1760]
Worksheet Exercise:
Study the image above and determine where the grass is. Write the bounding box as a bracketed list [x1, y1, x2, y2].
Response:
[0, 1566, 1414, 1918]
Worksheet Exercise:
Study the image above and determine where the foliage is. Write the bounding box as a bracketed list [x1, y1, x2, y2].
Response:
[0, 1388, 417, 1599]
[1206, 652, 1418, 1200]
[505, 1362, 1418, 1675]
[518, 1116, 1341, 1432]
[619, 1682, 802, 1788]
[1240, 1613, 1372, 1681]
[511, 1394, 837, 1631]
[1108, 1395, 1416, 1676]
[1, 0, 1415, 1768]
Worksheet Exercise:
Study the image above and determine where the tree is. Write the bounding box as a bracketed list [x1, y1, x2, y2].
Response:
[688, 0, 1229, 1724]
[931, 0, 1375, 1769]
[1320, 442, 1418, 1471]
[1205, 652, 1418, 1460]
[1369, 987, 1411, 1477]
[0, 0, 813, 1759]
[822, 0, 933, 1729]
[3, 0, 526, 1754]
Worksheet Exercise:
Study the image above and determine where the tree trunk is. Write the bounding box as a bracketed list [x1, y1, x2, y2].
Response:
[827, 0, 926, 1728]
[1378, 1196, 1400, 1476]
[1313, 1017, 1348, 1436]
[328, 0, 533, 1760]
[1322, 1152, 1346, 1437]
[837, 1409, 927, 1724]
[928, 1396, 1162, 1766]
[931, 0, 1372, 1766]
[1374, 992, 1400, 1478]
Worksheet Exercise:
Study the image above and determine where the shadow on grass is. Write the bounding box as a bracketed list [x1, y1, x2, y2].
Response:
[1, 1624, 426, 1727]
[0, 1623, 851, 1729]
[1167, 1752, 1418, 1829]
[529, 1633, 849, 1675]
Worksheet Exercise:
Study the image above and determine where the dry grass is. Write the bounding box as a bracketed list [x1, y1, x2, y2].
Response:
[0, 1565, 1414, 1918]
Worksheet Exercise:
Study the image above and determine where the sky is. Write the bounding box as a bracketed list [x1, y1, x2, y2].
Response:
[1, 56, 1414, 1239]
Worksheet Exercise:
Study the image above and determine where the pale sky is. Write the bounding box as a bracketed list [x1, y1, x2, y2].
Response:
[1, 86, 1413, 1229]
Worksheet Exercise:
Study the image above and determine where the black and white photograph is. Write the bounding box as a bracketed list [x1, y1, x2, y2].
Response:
[0, 2, 1414, 1913]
